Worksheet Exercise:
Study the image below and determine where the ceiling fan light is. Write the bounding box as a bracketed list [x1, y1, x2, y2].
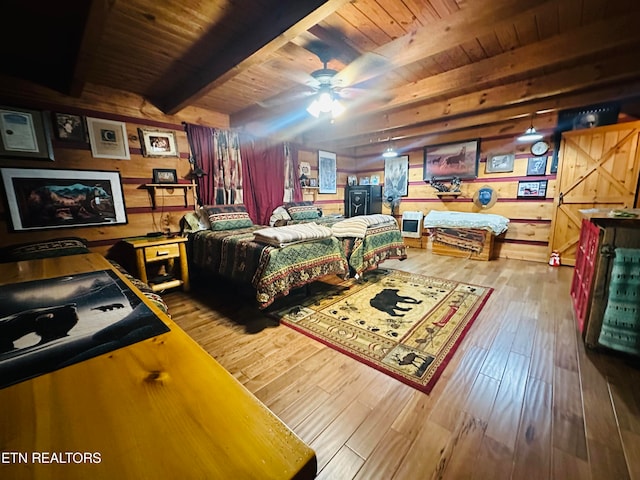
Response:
[517, 126, 543, 142]
[331, 99, 345, 117]
[317, 91, 333, 113]
[306, 99, 321, 118]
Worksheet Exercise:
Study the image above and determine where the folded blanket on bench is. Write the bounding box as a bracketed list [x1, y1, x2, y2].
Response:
[331, 214, 396, 238]
[253, 222, 333, 247]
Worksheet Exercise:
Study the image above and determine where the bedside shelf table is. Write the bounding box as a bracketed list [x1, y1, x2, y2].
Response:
[124, 236, 190, 292]
[143, 183, 195, 209]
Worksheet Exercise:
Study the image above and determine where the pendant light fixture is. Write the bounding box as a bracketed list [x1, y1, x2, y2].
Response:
[382, 144, 398, 158]
[381, 119, 398, 157]
[517, 116, 543, 142]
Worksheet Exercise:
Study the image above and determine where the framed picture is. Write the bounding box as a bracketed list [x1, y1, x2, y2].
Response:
[0, 106, 54, 160]
[359, 177, 370, 185]
[299, 162, 311, 178]
[485, 153, 514, 173]
[0, 167, 128, 231]
[152, 168, 178, 184]
[318, 150, 337, 194]
[347, 175, 357, 186]
[557, 103, 620, 132]
[526, 157, 548, 176]
[53, 112, 87, 143]
[370, 175, 380, 185]
[384, 155, 409, 197]
[423, 139, 480, 181]
[308, 178, 318, 187]
[86, 117, 130, 160]
[517, 179, 548, 199]
[138, 128, 178, 157]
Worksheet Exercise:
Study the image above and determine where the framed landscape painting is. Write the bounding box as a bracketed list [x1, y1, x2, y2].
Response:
[0, 167, 127, 231]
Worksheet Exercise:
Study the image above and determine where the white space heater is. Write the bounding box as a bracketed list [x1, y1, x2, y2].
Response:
[401, 211, 424, 238]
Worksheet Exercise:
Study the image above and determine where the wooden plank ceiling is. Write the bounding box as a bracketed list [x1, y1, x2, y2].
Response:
[2, 0, 640, 156]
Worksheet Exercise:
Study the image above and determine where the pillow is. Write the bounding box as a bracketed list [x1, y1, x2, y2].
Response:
[204, 204, 254, 231]
[1, 237, 90, 263]
[180, 212, 204, 233]
[196, 206, 211, 230]
[269, 206, 292, 226]
[284, 201, 319, 221]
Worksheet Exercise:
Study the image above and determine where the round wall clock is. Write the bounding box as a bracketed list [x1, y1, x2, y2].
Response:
[530, 140, 550, 156]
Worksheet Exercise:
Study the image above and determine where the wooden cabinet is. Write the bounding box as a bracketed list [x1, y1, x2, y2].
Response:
[571, 211, 640, 348]
[124, 236, 190, 292]
[345, 185, 382, 217]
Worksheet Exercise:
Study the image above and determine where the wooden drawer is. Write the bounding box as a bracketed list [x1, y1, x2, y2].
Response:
[144, 243, 180, 262]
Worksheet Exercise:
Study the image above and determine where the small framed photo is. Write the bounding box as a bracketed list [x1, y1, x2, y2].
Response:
[138, 128, 178, 157]
[308, 178, 318, 187]
[53, 112, 87, 142]
[359, 177, 370, 185]
[86, 117, 130, 159]
[152, 168, 178, 184]
[485, 153, 514, 173]
[0, 106, 54, 160]
[299, 162, 311, 177]
[517, 180, 548, 199]
[347, 175, 357, 186]
[370, 175, 380, 185]
[526, 157, 548, 176]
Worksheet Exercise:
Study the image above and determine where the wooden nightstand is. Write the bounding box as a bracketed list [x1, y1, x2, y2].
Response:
[124, 236, 190, 292]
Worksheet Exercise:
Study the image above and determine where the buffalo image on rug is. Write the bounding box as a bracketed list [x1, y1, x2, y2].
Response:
[270, 269, 492, 393]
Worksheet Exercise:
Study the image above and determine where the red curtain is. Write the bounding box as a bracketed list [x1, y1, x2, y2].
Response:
[185, 123, 215, 205]
[240, 135, 286, 225]
[185, 124, 243, 206]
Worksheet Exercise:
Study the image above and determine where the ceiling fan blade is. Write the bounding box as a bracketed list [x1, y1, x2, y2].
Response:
[256, 89, 315, 109]
[332, 52, 389, 88]
[337, 86, 393, 103]
[267, 59, 321, 88]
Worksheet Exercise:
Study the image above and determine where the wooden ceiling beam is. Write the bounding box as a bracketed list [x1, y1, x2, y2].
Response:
[231, 0, 558, 128]
[68, 0, 113, 97]
[158, 0, 351, 115]
[312, 51, 640, 150]
[347, 81, 640, 157]
[306, 14, 640, 144]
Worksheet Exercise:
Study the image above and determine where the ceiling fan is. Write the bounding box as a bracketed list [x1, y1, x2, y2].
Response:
[259, 42, 390, 119]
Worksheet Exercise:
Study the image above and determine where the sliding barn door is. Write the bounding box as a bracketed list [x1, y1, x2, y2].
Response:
[549, 121, 640, 266]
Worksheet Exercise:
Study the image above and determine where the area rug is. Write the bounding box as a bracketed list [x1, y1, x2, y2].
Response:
[270, 269, 493, 393]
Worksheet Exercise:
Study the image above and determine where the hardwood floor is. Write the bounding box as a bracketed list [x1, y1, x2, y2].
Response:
[163, 250, 640, 480]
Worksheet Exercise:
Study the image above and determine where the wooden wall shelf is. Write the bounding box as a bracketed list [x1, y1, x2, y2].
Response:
[144, 183, 195, 209]
[435, 191, 462, 199]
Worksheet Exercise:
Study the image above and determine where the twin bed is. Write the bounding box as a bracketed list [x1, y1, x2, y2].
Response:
[185, 203, 407, 309]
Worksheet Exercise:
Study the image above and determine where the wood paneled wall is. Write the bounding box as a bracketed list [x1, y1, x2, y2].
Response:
[353, 132, 558, 263]
[0, 78, 228, 256]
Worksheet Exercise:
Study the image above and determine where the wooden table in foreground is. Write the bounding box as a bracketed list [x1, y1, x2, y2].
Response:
[0, 253, 316, 480]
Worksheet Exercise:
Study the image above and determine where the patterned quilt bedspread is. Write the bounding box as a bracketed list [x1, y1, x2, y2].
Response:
[189, 226, 348, 309]
[339, 222, 407, 276]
